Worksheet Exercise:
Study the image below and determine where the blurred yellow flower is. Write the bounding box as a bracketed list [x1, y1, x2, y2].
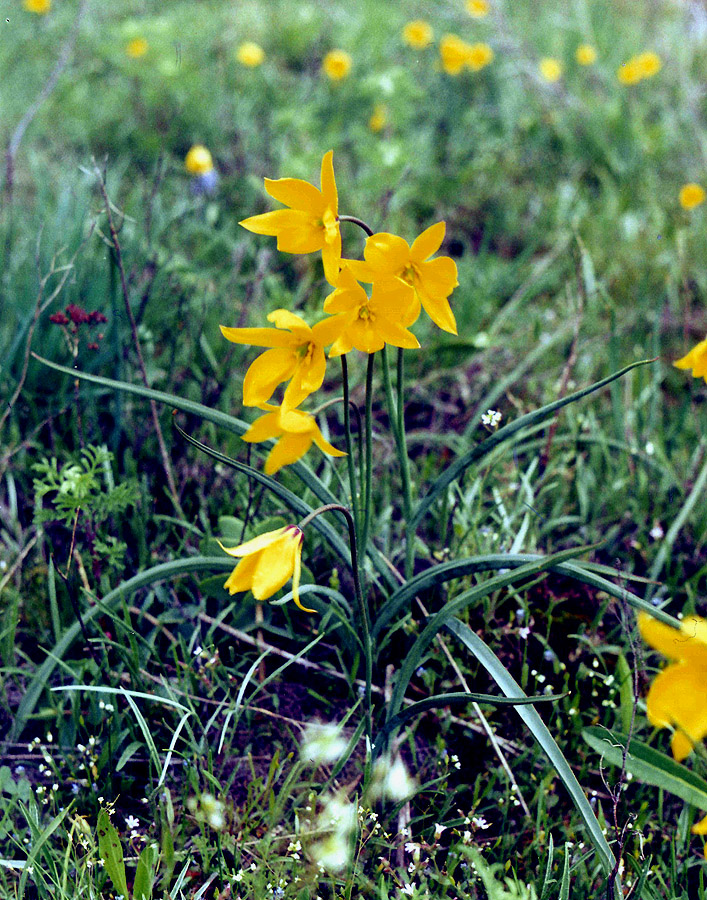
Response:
[237, 41, 265, 67]
[345, 222, 459, 334]
[467, 42, 494, 71]
[323, 267, 421, 356]
[368, 103, 387, 133]
[402, 20, 433, 49]
[466, 0, 490, 17]
[240, 151, 342, 285]
[220, 308, 346, 409]
[220, 525, 313, 612]
[679, 183, 706, 210]
[638, 613, 707, 761]
[242, 403, 346, 475]
[617, 51, 662, 84]
[184, 145, 214, 176]
[23, 0, 50, 13]
[439, 34, 472, 76]
[674, 337, 707, 380]
[322, 49, 352, 81]
[575, 44, 597, 66]
[539, 57, 563, 82]
[125, 38, 149, 59]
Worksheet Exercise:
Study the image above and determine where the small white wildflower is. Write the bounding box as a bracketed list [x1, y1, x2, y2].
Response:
[519, 626, 530, 639]
[481, 409, 502, 430]
[125, 815, 139, 831]
[645, 441, 655, 455]
[462, 830, 472, 844]
[400, 885, 415, 896]
[433, 823, 446, 840]
[649, 523, 664, 541]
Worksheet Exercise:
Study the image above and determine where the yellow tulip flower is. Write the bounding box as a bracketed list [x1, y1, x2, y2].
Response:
[242, 403, 346, 474]
[220, 308, 346, 408]
[345, 222, 459, 335]
[240, 151, 342, 286]
[674, 337, 707, 381]
[323, 267, 420, 356]
[219, 525, 314, 612]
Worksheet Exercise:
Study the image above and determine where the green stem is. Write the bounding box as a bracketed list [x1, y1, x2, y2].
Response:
[298, 503, 373, 742]
[361, 353, 375, 561]
[338, 214, 374, 237]
[381, 347, 415, 579]
[340, 356, 361, 546]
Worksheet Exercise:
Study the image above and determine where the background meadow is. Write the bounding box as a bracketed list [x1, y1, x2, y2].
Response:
[3, 0, 707, 897]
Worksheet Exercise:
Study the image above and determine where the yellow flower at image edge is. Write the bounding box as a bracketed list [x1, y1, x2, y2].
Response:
[185, 145, 214, 176]
[23, 0, 50, 13]
[242, 403, 346, 475]
[679, 183, 706, 210]
[638, 612, 707, 834]
[466, 0, 490, 17]
[239, 151, 342, 285]
[125, 38, 149, 59]
[219, 526, 314, 613]
[237, 41, 265, 67]
[402, 20, 433, 50]
[322, 49, 352, 81]
[674, 337, 707, 380]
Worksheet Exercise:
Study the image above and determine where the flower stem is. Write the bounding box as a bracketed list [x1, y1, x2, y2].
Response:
[297, 502, 373, 741]
[340, 356, 361, 546]
[361, 353, 375, 560]
[338, 214, 374, 237]
[381, 346, 415, 579]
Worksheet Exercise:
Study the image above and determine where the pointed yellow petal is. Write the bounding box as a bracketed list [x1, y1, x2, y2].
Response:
[264, 177, 324, 213]
[638, 613, 707, 665]
[311, 313, 348, 347]
[411, 221, 446, 261]
[417, 256, 459, 297]
[371, 278, 418, 326]
[320, 151, 338, 213]
[217, 527, 287, 558]
[224, 554, 259, 594]
[243, 349, 298, 407]
[264, 433, 313, 474]
[276, 222, 325, 254]
[364, 233, 411, 275]
[289, 531, 316, 612]
[219, 325, 295, 349]
[675, 338, 707, 379]
[239, 209, 307, 236]
[322, 230, 342, 286]
[692, 813, 707, 835]
[671, 730, 695, 762]
[283, 347, 327, 408]
[250, 532, 298, 599]
[418, 290, 458, 334]
[266, 309, 311, 334]
[644, 664, 707, 759]
[311, 428, 347, 458]
[343, 258, 376, 283]
[242, 411, 281, 443]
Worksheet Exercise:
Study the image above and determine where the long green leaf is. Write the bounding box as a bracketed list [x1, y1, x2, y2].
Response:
[386, 545, 593, 721]
[583, 726, 707, 812]
[447, 618, 616, 876]
[373, 552, 681, 640]
[97, 808, 129, 900]
[411, 359, 655, 528]
[9, 556, 235, 741]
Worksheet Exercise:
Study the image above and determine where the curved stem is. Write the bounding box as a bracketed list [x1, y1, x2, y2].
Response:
[338, 215, 374, 237]
[297, 502, 373, 742]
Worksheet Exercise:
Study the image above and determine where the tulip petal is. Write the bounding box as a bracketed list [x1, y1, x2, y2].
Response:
[320, 151, 338, 212]
[264, 177, 324, 213]
[674, 338, 707, 380]
[411, 221, 446, 261]
[638, 613, 707, 665]
[220, 324, 295, 349]
[251, 533, 299, 599]
[266, 309, 311, 334]
[312, 429, 347, 458]
[265, 433, 313, 474]
[322, 231, 343, 286]
[239, 208, 309, 236]
[243, 349, 298, 406]
[290, 538, 316, 612]
[364, 233, 411, 275]
[224, 554, 259, 595]
[242, 411, 281, 443]
[218, 528, 286, 558]
[645, 663, 707, 760]
[692, 813, 707, 835]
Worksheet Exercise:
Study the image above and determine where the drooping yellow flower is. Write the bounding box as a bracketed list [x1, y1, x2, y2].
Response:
[322, 49, 352, 81]
[220, 308, 346, 408]
[439, 34, 471, 76]
[539, 57, 563, 83]
[239, 151, 342, 286]
[125, 38, 148, 58]
[575, 44, 597, 66]
[242, 403, 346, 475]
[618, 51, 661, 84]
[467, 42, 494, 71]
[323, 267, 421, 356]
[679, 183, 706, 210]
[639, 612, 707, 835]
[345, 222, 459, 335]
[466, 0, 490, 17]
[638, 613, 707, 761]
[403, 20, 433, 50]
[23, 0, 51, 13]
[185, 145, 214, 176]
[237, 41, 265, 67]
[368, 104, 387, 133]
[674, 337, 707, 380]
[219, 525, 314, 612]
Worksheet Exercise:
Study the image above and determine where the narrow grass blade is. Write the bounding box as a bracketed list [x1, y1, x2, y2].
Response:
[539, 832, 555, 900]
[374, 552, 681, 641]
[583, 726, 707, 811]
[447, 618, 615, 875]
[559, 842, 571, 900]
[411, 359, 655, 528]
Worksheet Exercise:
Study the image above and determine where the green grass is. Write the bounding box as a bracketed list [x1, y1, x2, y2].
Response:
[3, 0, 707, 897]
